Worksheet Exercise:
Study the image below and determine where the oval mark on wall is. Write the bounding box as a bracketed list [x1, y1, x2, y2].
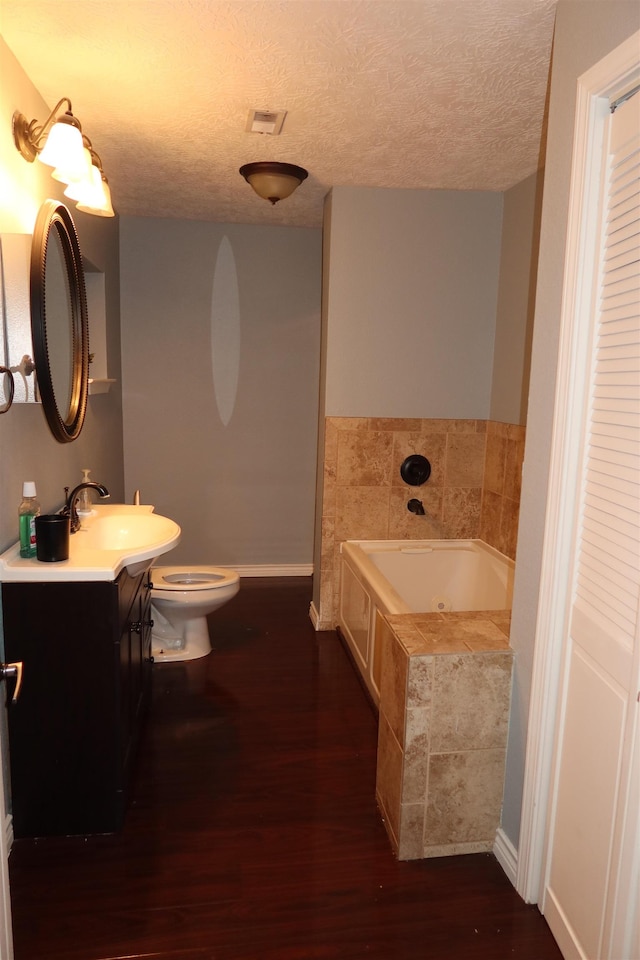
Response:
[210, 235, 240, 427]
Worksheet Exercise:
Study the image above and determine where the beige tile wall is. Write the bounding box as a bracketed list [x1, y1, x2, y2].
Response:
[480, 420, 526, 558]
[315, 417, 525, 628]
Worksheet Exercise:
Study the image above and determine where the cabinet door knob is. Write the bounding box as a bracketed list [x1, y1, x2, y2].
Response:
[0, 661, 23, 703]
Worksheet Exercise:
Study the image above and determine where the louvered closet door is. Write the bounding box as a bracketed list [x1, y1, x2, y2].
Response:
[542, 92, 639, 960]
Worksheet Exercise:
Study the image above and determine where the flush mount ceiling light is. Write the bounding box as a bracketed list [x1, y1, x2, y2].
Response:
[239, 161, 308, 205]
[12, 97, 114, 217]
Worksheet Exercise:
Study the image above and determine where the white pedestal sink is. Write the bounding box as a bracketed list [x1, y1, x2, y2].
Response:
[0, 504, 181, 581]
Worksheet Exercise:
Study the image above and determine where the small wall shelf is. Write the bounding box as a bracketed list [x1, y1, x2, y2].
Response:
[88, 378, 116, 395]
[84, 260, 112, 394]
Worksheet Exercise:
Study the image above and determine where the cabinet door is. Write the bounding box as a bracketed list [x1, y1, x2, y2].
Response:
[3, 572, 154, 838]
[2, 581, 119, 838]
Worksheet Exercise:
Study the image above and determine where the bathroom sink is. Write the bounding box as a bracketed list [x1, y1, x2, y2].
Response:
[0, 504, 181, 582]
[80, 511, 179, 552]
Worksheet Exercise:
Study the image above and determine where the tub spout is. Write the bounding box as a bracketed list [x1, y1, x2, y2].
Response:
[407, 498, 425, 515]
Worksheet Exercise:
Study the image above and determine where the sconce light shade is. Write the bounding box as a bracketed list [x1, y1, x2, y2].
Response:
[51, 144, 93, 186]
[239, 161, 308, 205]
[76, 176, 114, 218]
[63, 158, 95, 202]
[38, 115, 88, 183]
[67, 164, 114, 217]
[63, 162, 111, 216]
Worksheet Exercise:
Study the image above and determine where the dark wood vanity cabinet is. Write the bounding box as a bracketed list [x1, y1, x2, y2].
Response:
[2, 567, 153, 838]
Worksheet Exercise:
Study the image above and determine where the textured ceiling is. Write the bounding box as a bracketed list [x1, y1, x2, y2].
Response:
[1, 0, 557, 228]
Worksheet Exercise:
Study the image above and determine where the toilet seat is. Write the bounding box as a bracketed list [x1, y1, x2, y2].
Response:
[151, 565, 239, 592]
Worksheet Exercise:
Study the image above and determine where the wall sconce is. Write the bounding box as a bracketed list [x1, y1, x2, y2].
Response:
[239, 161, 308, 205]
[12, 98, 114, 217]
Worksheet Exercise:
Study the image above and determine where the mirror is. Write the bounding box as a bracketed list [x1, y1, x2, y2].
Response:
[30, 200, 89, 442]
[0, 233, 38, 403]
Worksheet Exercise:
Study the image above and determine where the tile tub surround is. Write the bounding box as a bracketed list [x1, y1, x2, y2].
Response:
[315, 417, 525, 628]
[375, 611, 513, 860]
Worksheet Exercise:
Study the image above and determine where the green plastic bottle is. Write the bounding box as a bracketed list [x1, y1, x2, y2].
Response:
[19, 481, 40, 559]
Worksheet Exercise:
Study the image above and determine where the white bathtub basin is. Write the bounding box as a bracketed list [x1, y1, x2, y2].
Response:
[0, 504, 181, 582]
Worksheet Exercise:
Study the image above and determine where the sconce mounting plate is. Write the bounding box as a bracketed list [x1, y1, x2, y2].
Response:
[12, 112, 37, 162]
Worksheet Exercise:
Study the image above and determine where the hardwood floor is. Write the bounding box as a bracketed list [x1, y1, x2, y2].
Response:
[8, 577, 562, 960]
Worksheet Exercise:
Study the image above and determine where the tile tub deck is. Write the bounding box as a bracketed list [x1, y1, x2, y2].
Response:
[375, 610, 513, 860]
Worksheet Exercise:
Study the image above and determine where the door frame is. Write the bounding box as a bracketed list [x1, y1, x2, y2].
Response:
[0, 806, 12, 959]
[516, 28, 640, 919]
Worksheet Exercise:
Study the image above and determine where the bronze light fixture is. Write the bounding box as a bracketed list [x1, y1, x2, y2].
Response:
[239, 161, 308, 205]
[12, 97, 114, 217]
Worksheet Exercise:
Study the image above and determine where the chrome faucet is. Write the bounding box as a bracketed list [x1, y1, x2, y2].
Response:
[63, 482, 110, 533]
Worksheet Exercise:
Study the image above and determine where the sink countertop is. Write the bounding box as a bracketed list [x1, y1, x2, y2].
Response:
[0, 504, 181, 582]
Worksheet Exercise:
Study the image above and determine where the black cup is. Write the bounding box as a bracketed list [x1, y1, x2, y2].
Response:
[35, 515, 70, 562]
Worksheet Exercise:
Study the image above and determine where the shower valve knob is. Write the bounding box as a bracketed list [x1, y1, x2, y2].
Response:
[400, 454, 431, 486]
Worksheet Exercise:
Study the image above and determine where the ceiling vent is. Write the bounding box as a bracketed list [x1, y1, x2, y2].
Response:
[246, 109, 287, 136]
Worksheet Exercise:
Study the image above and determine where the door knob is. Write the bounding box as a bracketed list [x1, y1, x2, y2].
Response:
[0, 661, 23, 703]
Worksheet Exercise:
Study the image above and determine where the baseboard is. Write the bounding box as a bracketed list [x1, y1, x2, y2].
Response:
[234, 564, 313, 577]
[543, 886, 586, 960]
[493, 827, 518, 888]
[5, 814, 13, 854]
[309, 601, 319, 629]
[308, 601, 334, 631]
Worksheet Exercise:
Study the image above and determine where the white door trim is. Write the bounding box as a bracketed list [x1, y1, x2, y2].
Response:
[0, 813, 12, 959]
[516, 30, 640, 907]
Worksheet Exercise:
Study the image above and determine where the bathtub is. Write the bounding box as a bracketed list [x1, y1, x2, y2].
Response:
[337, 539, 514, 705]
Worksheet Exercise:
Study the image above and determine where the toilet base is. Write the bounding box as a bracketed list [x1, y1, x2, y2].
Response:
[152, 615, 212, 663]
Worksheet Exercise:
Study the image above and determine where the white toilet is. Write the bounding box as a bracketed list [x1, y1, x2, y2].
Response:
[150, 565, 240, 662]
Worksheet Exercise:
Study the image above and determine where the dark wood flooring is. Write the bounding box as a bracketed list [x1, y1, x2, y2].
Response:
[8, 577, 563, 960]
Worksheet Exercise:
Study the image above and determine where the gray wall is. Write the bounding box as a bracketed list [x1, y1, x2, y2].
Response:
[0, 37, 124, 815]
[322, 186, 503, 418]
[0, 37, 125, 546]
[491, 171, 543, 426]
[120, 217, 322, 568]
[501, 0, 640, 848]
